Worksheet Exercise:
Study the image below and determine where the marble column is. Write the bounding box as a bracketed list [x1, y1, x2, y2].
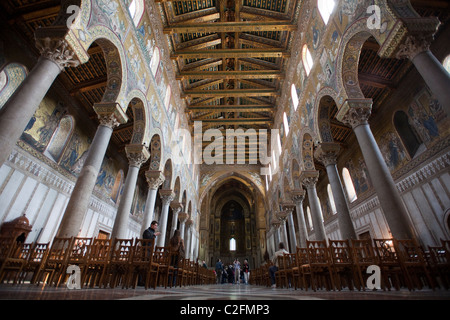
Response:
[0, 37, 80, 167]
[396, 26, 450, 115]
[271, 218, 281, 252]
[301, 170, 327, 242]
[57, 103, 127, 238]
[276, 211, 290, 252]
[290, 189, 308, 247]
[170, 201, 183, 237]
[193, 231, 199, 262]
[140, 170, 165, 235]
[337, 99, 415, 239]
[315, 142, 357, 240]
[111, 144, 150, 240]
[157, 189, 175, 247]
[281, 202, 298, 251]
[178, 212, 189, 240]
[185, 219, 193, 259]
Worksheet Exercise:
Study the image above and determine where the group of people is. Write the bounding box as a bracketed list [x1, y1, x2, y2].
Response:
[142, 222, 287, 289]
[214, 258, 250, 285]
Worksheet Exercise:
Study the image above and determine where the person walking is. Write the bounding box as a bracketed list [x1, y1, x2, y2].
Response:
[233, 259, 241, 284]
[243, 259, 250, 285]
[215, 258, 224, 284]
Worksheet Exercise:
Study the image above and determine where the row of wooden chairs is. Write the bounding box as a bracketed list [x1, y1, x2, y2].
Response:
[252, 238, 450, 291]
[0, 236, 215, 289]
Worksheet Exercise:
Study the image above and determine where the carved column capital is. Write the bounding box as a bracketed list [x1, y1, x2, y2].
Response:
[125, 144, 150, 168]
[186, 219, 194, 229]
[145, 170, 165, 190]
[300, 170, 320, 189]
[170, 201, 183, 215]
[159, 189, 175, 206]
[396, 33, 433, 60]
[314, 142, 341, 167]
[275, 210, 289, 223]
[35, 37, 80, 70]
[271, 218, 281, 229]
[93, 102, 128, 129]
[178, 212, 189, 223]
[395, 17, 440, 61]
[337, 99, 373, 129]
[290, 188, 305, 205]
[280, 202, 295, 215]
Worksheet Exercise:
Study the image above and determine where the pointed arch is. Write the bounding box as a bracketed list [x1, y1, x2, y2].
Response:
[0, 63, 28, 109]
[149, 133, 163, 171]
[128, 0, 144, 27]
[302, 133, 315, 171]
[44, 115, 75, 162]
[162, 158, 173, 189]
[291, 158, 301, 189]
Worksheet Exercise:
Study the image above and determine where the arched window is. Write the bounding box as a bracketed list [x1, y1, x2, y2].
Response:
[128, 0, 144, 27]
[394, 110, 422, 158]
[443, 54, 450, 74]
[111, 170, 124, 203]
[318, 0, 336, 25]
[230, 238, 236, 251]
[302, 44, 314, 76]
[283, 112, 290, 137]
[306, 206, 313, 230]
[342, 167, 357, 203]
[44, 115, 75, 162]
[276, 131, 282, 154]
[150, 47, 161, 76]
[291, 83, 299, 111]
[164, 85, 171, 110]
[0, 63, 28, 109]
[272, 150, 277, 171]
[327, 184, 337, 214]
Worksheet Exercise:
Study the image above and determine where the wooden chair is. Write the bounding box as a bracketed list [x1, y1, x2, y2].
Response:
[104, 238, 134, 288]
[394, 239, 435, 290]
[62, 237, 92, 286]
[329, 239, 358, 291]
[306, 240, 335, 291]
[0, 237, 17, 274]
[292, 247, 311, 291]
[274, 254, 293, 288]
[428, 245, 450, 289]
[373, 239, 405, 290]
[261, 261, 273, 287]
[34, 237, 74, 286]
[187, 260, 196, 286]
[153, 246, 175, 288]
[126, 238, 159, 289]
[81, 238, 112, 288]
[350, 239, 380, 290]
[178, 257, 190, 287]
[0, 241, 30, 284]
[20, 242, 49, 284]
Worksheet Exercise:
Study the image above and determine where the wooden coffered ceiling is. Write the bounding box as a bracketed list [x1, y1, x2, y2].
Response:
[159, 0, 299, 162]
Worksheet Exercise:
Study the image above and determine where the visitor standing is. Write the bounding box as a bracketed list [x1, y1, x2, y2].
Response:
[243, 259, 250, 285]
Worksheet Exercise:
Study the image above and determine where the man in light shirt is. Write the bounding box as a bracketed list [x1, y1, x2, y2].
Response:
[269, 242, 289, 288]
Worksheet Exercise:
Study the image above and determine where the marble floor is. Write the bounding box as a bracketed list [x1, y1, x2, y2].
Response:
[0, 283, 449, 300]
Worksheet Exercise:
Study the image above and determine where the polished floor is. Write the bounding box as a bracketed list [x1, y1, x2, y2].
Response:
[0, 282, 449, 300]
